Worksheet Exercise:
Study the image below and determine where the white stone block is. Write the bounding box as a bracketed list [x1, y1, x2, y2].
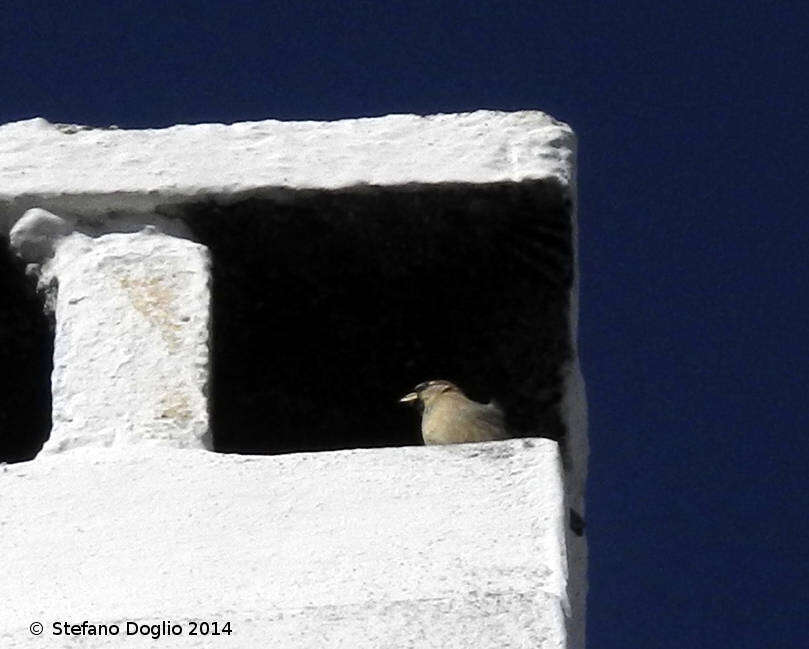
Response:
[0, 439, 570, 649]
[39, 226, 210, 450]
[0, 111, 575, 226]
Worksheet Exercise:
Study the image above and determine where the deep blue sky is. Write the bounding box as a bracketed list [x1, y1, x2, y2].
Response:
[3, 2, 807, 646]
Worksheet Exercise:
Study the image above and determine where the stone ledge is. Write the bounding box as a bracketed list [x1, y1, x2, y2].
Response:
[0, 438, 574, 648]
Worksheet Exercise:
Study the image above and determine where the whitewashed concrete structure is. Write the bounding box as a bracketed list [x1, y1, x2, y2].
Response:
[2, 441, 567, 649]
[0, 111, 586, 648]
[10, 211, 211, 452]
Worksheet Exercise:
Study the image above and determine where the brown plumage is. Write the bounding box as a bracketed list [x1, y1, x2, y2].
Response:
[399, 380, 509, 445]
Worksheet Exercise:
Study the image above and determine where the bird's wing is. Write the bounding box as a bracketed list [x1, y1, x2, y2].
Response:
[467, 402, 509, 441]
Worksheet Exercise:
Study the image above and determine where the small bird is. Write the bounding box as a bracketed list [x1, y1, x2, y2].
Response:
[399, 380, 509, 445]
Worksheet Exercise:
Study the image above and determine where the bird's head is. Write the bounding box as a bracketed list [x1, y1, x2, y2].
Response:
[399, 379, 462, 410]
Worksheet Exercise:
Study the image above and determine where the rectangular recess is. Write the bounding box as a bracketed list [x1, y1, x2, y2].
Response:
[183, 181, 574, 455]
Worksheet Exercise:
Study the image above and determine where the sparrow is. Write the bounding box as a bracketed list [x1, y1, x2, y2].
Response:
[399, 380, 509, 445]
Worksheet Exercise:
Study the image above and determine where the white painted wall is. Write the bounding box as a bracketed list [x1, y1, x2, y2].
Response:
[1, 440, 570, 649]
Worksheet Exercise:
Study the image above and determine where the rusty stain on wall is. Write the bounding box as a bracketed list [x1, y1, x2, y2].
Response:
[159, 391, 192, 423]
[115, 271, 182, 351]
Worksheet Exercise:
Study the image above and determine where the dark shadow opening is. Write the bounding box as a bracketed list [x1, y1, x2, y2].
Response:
[183, 181, 574, 455]
[0, 238, 53, 462]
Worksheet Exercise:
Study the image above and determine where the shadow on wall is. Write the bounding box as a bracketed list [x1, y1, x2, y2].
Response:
[183, 181, 574, 455]
[0, 238, 52, 463]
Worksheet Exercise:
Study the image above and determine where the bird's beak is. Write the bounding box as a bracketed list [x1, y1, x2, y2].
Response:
[399, 392, 419, 404]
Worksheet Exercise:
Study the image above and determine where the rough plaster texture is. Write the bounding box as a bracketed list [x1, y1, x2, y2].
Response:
[0, 111, 574, 226]
[1, 439, 570, 649]
[12, 219, 211, 451]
